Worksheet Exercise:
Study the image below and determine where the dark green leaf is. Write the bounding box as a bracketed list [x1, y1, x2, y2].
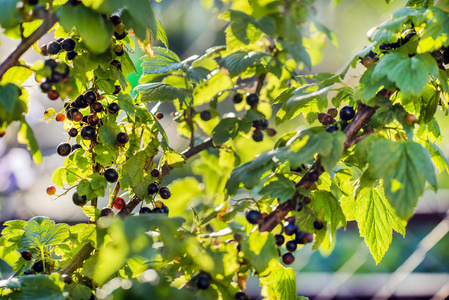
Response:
[141, 47, 182, 75]
[221, 51, 271, 77]
[17, 119, 42, 164]
[259, 174, 296, 203]
[19, 217, 70, 249]
[259, 262, 297, 300]
[135, 83, 192, 107]
[212, 117, 252, 145]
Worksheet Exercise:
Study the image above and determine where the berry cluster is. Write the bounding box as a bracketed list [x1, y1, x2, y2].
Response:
[41, 37, 77, 60]
[317, 106, 355, 133]
[139, 199, 169, 215]
[39, 59, 71, 101]
[110, 15, 128, 40]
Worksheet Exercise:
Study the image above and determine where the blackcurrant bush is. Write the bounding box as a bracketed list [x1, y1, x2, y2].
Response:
[234, 292, 249, 300]
[61, 38, 76, 52]
[286, 240, 297, 252]
[67, 51, 77, 60]
[340, 106, 355, 121]
[116, 132, 129, 145]
[40, 81, 52, 93]
[233, 93, 243, 104]
[282, 252, 295, 265]
[84, 91, 97, 104]
[275, 234, 285, 246]
[246, 210, 262, 225]
[72, 191, 87, 206]
[113, 197, 125, 210]
[104, 169, 119, 183]
[139, 207, 153, 214]
[159, 187, 171, 199]
[57, 142, 71, 156]
[21, 251, 33, 261]
[68, 128, 78, 137]
[148, 183, 159, 194]
[81, 126, 96, 140]
[150, 169, 160, 177]
[252, 129, 263, 142]
[47, 41, 61, 55]
[284, 223, 297, 236]
[313, 220, 324, 230]
[108, 103, 121, 114]
[200, 110, 212, 121]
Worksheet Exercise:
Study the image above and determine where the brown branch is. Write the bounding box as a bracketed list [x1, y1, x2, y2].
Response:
[0, 12, 58, 80]
[60, 243, 95, 275]
[259, 104, 377, 232]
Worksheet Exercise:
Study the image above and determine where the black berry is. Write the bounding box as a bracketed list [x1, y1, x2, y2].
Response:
[150, 169, 160, 177]
[108, 103, 121, 114]
[21, 251, 33, 261]
[284, 223, 297, 236]
[196, 273, 211, 290]
[159, 187, 171, 199]
[110, 15, 121, 26]
[80, 126, 96, 140]
[266, 127, 277, 137]
[155, 112, 163, 119]
[252, 129, 263, 142]
[104, 169, 119, 183]
[340, 106, 355, 121]
[246, 93, 259, 107]
[200, 110, 212, 121]
[111, 60, 122, 70]
[233, 93, 243, 104]
[246, 210, 262, 225]
[286, 241, 297, 252]
[72, 191, 87, 206]
[275, 234, 285, 246]
[313, 221, 324, 230]
[47, 41, 61, 55]
[259, 119, 268, 129]
[327, 108, 338, 118]
[72, 144, 82, 151]
[87, 114, 99, 126]
[113, 85, 121, 94]
[282, 252, 295, 265]
[67, 51, 77, 60]
[295, 232, 305, 244]
[326, 125, 338, 133]
[443, 47, 449, 64]
[57, 143, 71, 156]
[162, 205, 169, 214]
[66, 108, 79, 121]
[61, 38, 76, 52]
[234, 292, 249, 300]
[139, 207, 153, 214]
[114, 31, 127, 40]
[32, 261, 44, 273]
[92, 102, 104, 112]
[152, 207, 164, 213]
[68, 128, 78, 137]
[322, 114, 334, 125]
[148, 183, 159, 194]
[44, 59, 58, 69]
[40, 81, 52, 92]
[402, 31, 416, 44]
[100, 207, 113, 217]
[116, 132, 129, 145]
[84, 91, 97, 104]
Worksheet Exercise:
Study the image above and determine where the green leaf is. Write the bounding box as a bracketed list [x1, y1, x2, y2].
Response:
[117, 94, 136, 121]
[0, 83, 20, 115]
[135, 83, 192, 108]
[2, 274, 65, 300]
[82, 206, 101, 223]
[278, 40, 312, 70]
[57, 5, 113, 53]
[420, 7, 449, 52]
[371, 52, 438, 97]
[320, 131, 345, 172]
[212, 117, 252, 145]
[341, 186, 406, 264]
[192, 72, 233, 107]
[221, 51, 271, 77]
[77, 173, 108, 200]
[368, 140, 437, 220]
[141, 47, 182, 74]
[220, 10, 263, 50]
[260, 262, 297, 300]
[1, 67, 33, 86]
[162, 150, 185, 168]
[17, 119, 42, 164]
[240, 231, 278, 274]
[19, 217, 70, 249]
[64, 282, 93, 300]
[313, 191, 346, 237]
[259, 174, 296, 203]
[93, 144, 118, 167]
[0, 0, 21, 29]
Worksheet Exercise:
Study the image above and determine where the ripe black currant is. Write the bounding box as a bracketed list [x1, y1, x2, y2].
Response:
[282, 252, 295, 265]
[286, 241, 297, 252]
[111, 60, 122, 70]
[87, 114, 100, 126]
[266, 127, 276, 137]
[233, 93, 243, 104]
[73, 95, 88, 108]
[68, 128, 78, 137]
[152, 207, 164, 213]
[155, 112, 163, 119]
[402, 31, 416, 44]
[100, 207, 113, 217]
[162, 205, 169, 214]
[40, 81, 52, 93]
[148, 183, 159, 194]
[116, 132, 129, 145]
[108, 103, 121, 114]
[61, 38, 76, 52]
[72, 144, 82, 151]
[110, 15, 121, 26]
[340, 106, 355, 121]
[72, 191, 87, 206]
[40, 44, 49, 56]
[252, 129, 263, 142]
[284, 223, 297, 236]
[32, 261, 44, 273]
[234, 292, 249, 300]
[246, 210, 262, 225]
[159, 187, 171, 199]
[275, 234, 285, 246]
[47, 41, 61, 55]
[21, 251, 33, 261]
[104, 169, 119, 183]
[114, 31, 127, 40]
[80, 126, 96, 140]
[259, 119, 268, 129]
[326, 125, 339, 133]
[92, 102, 104, 112]
[44, 58, 58, 69]
[200, 110, 212, 121]
[303, 232, 313, 244]
[313, 221, 324, 230]
[246, 93, 259, 107]
[443, 47, 449, 64]
[139, 207, 153, 214]
[84, 91, 97, 104]
[431, 51, 443, 66]
[150, 169, 160, 177]
[50, 72, 63, 83]
[196, 273, 211, 290]
[295, 232, 305, 244]
[57, 143, 71, 156]
[322, 114, 334, 125]
[113, 85, 121, 94]
[67, 51, 77, 60]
